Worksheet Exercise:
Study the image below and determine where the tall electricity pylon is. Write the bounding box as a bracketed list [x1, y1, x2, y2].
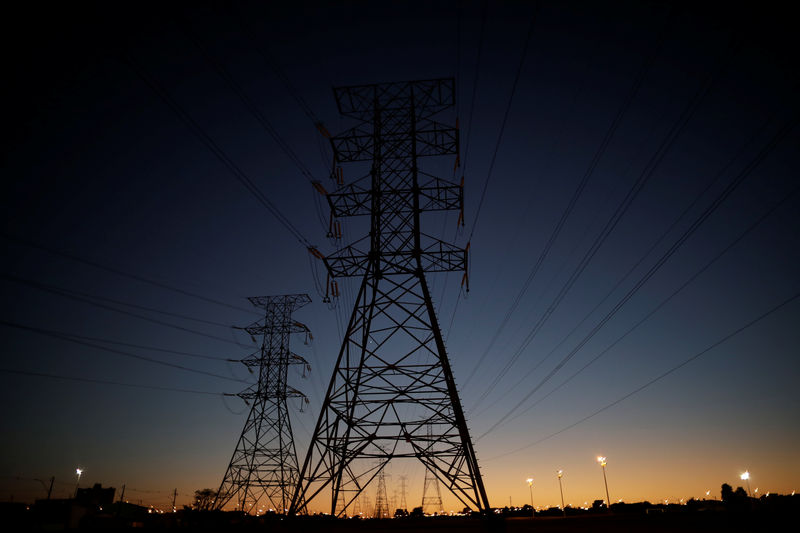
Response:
[422, 466, 444, 515]
[214, 294, 311, 514]
[374, 470, 390, 518]
[291, 78, 490, 516]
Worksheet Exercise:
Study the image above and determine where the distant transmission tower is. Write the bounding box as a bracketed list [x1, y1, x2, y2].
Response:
[214, 294, 312, 514]
[374, 470, 389, 519]
[290, 78, 490, 516]
[422, 466, 444, 515]
[399, 475, 408, 511]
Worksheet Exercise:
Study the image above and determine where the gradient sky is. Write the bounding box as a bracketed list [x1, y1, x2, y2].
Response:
[2, 1, 798, 513]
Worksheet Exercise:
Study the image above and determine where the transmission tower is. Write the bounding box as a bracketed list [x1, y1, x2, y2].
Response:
[399, 475, 408, 511]
[214, 294, 312, 514]
[374, 470, 389, 519]
[290, 78, 490, 516]
[422, 465, 444, 515]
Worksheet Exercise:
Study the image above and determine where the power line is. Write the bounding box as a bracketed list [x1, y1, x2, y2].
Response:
[2, 321, 238, 362]
[179, 21, 319, 186]
[478, 115, 798, 437]
[0, 233, 260, 316]
[507, 185, 799, 425]
[459, 0, 488, 179]
[486, 290, 800, 459]
[1, 319, 251, 383]
[473, 111, 780, 415]
[463, 6, 671, 388]
[472, 30, 731, 408]
[466, 1, 539, 243]
[122, 53, 313, 249]
[227, 3, 324, 130]
[0, 368, 233, 397]
[1, 273, 250, 347]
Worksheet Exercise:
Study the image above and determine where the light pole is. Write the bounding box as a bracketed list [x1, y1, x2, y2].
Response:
[597, 457, 610, 511]
[526, 478, 534, 519]
[740, 471, 752, 498]
[557, 470, 566, 517]
[74, 468, 83, 498]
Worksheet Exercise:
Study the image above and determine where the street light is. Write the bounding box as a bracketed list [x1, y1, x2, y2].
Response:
[597, 457, 611, 511]
[74, 468, 83, 498]
[740, 471, 752, 498]
[557, 470, 566, 517]
[526, 478, 534, 519]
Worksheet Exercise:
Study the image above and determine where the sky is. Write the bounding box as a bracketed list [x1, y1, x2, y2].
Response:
[1, 0, 798, 514]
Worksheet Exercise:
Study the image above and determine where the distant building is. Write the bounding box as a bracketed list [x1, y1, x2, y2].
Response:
[76, 483, 115, 508]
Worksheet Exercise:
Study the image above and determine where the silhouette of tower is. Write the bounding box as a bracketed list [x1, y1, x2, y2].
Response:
[399, 475, 408, 511]
[214, 294, 311, 514]
[422, 466, 444, 515]
[374, 469, 389, 518]
[291, 78, 490, 516]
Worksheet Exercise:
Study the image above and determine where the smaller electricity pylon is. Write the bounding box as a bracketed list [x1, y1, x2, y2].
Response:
[373, 470, 389, 519]
[214, 294, 312, 514]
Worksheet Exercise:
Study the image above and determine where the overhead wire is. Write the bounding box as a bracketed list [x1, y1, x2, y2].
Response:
[226, 3, 325, 131]
[505, 184, 799, 424]
[1, 319, 251, 384]
[486, 289, 800, 459]
[122, 53, 313, 249]
[0, 368, 233, 397]
[1, 273, 252, 347]
[474, 110, 779, 413]
[459, 0, 488, 180]
[477, 114, 798, 437]
[472, 29, 736, 408]
[0, 233, 260, 316]
[445, 1, 538, 342]
[462, 6, 672, 388]
[465, 1, 539, 245]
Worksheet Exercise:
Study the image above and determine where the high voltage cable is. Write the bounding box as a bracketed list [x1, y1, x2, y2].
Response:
[459, 0, 488, 179]
[227, 4, 324, 130]
[179, 22, 318, 185]
[122, 53, 313, 249]
[472, 111, 779, 414]
[444, 1, 537, 343]
[472, 33, 733, 408]
[1, 273, 250, 347]
[466, 1, 539, 244]
[463, 6, 671, 388]
[1, 321, 238, 362]
[8, 275, 238, 330]
[485, 290, 800, 459]
[0, 368, 232, 397]
[0, 233, 260, 316]
[478, 115, 798, 437]
[1, 320, 251, 384]
[504, 185, 799, 425]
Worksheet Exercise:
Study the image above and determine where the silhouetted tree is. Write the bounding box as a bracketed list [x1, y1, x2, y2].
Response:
[193, 488, 217, 511]
[721, 483, 733, 503]
[410, 506, 423, 518]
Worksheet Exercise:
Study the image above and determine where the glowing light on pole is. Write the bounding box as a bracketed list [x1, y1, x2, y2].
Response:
[557, 470, 566, 517]
[740, 471, 752, 498]
[74, 468, 83, 498]
[597, 457, 610, 510]
[526, 478, 534, 519]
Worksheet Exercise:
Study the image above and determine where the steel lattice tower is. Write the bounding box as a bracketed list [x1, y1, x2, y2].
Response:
[422, 466, 444, 515]
[373, 470, 390, 518]
[291, 78, 490, 516]
[214, 294, 311, 514]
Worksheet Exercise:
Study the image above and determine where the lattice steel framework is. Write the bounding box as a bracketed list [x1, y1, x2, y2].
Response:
[290, 78, 490, 516]
[214, 294, 311, 514]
